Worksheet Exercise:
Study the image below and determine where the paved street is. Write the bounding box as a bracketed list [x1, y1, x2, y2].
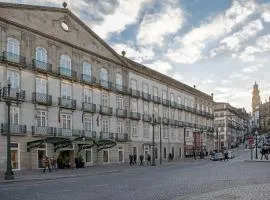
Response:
[0, 150, 270, 200]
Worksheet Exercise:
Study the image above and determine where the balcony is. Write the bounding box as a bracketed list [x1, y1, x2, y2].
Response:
[1, 123, 27, 136]
[162, 118, 170, 125]
[84, 130, 96, 138]
[116, 133, 129, 141]
[170, 101, 177, 109]
[186, 107, 193, 112]
[162, 99, 169, 107]
[72, 129, 85, 137]
[100, 105, 113, 116]
[170, 119, 178, 127]
[214, 123, 225, 127]
[187, 122, 192, 127]
[32, 126, 57, 137]
[116, 109, 127, 118]
[153, 96, 161, 104]
[99, 79, 113, 90]
[58, 128, 83, 137]
[129, 88, 140, 98]
[115, 84, 129, 94]
[2, 87, 26, 101]
[143, 114, 152, 122]
[178, 121, 185, 127]
[58, 67, 77, 80]
[82, 102, 96, 113]
[177, 103, 185, 110]
[99, 132, 115, 140]
[130, 112, 141, 120]
[2, 51, 26, 66]
[32, 59, 52, 73]
[32, 92, 52, 106]
[58, 97, 76, 110]
[142, 92, 151, 101]
[81, 74, 96, 85]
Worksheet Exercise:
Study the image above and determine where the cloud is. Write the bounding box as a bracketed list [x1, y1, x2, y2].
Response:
[243, 64, 263, 73]
[137, 1, 184, 46]
[112, 43, 154, 63]
[261, 3, 270, 22]
[146, 61, 173, 75]
[166, 0, 257, 64]
[221, 79, 231, 85]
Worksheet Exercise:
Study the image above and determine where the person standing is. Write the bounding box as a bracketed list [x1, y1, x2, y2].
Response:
[43, 156, 51, 173]
[139, 155, 144, 166]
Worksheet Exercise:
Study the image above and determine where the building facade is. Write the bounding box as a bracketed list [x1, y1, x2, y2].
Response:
[214, 103, 248, 149]
[259, 99, 270, 135]
[0, 3, 214, 171]
[252, 82, 261, 115]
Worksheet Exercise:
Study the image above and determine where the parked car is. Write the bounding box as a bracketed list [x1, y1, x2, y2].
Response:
[212, 152, 223, 161]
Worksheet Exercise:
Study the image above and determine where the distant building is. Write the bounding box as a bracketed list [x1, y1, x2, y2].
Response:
[259, 98, 270, 134]
[252, 82, 261, 114]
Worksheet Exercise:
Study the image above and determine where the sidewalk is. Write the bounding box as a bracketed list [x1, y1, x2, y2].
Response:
[0, 158, 203, 184]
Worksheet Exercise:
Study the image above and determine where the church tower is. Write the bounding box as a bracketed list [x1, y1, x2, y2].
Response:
[252, 82, 261, 114]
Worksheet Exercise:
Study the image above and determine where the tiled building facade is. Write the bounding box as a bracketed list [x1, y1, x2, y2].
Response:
[0, 3, 214, 171]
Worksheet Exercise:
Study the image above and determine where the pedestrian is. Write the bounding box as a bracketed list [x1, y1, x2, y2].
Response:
[129, 154, 133, 166]
[139, 155, 144, 166]
[224, 151, 229, 161]
[133, 154, 137, 164]
[147, 154, 151, 165]
[43, 156, 51, 173]
[50, 156, 57, 171]
[261, 146, 268, 160]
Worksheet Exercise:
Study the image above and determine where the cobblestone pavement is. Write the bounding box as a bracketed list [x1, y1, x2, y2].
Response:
[0, 150, 269, 200]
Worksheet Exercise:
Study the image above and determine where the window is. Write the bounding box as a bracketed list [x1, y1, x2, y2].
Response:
[36, 78, 47, 94]
[102, 119, 109, 132]
[143, 101, 149, 114]
[37, 147, 46, 168]
[101, 93, 108, 106]
[11, 143, 19, 170]
[7, 38, 19, 55]
[36, 47, 47, 63]
[131, 79, 137, 90]
[177, 96, 182, 105]
[142, 83, 148, 94]
[36, 110, 47, 127]
[116, 73, 122, 88]
[131, 99, 137, 112]
[85, 149, 92, 163]
[118, 147, 124, 162]
[60, 55, 71, 76]
[103, 149, 109, 163]
[163, 127, 168, 138]
[170, 93, 174, 102]
[190, 100, 194, 108]
[154, 126, 159, 139]
[83, 62, 91, 76]
[10, 106, 19, 125]
[117, 122, 123, 134]
[178, 110, 182, 121]
[153, 104, 159, 115]
[184, 98, 188, 107]
[7, 70, 20, 89]
[100, 68, 108, 82]
[116, 96, 124, 109]
[153, 87, 158, 96]
[143, 124, 149, 138]
[61, 83, 71, 99]
[144, 146, 149, 160]
[163, 107, 169, 118]
[162, 91, 167, 100]
[84, 116, 92, 131]
[132, 123, 138, 137]
[84, 88, 92, 103]
[61, 114, 72, 129]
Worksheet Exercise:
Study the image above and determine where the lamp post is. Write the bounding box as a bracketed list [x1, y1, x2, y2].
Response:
[151, 114, 157, 166]
[215, 127, 221, 152]
[0, 81, 22, 180]
[255, 130, 258, 159]
[159, 122, 162, 165]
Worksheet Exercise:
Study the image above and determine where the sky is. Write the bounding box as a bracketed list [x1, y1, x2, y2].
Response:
[2, 0, 270, 112]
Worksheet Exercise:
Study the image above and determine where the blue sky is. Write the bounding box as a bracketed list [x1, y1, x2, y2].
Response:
[3, 0, 270, 112]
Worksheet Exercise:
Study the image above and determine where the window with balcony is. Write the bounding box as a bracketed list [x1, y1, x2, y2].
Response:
[102, 119, 109, 132]
[154, 126, 159, 139]
[61, 83, 72, 99]
[36, 78, 47, 94]
[36, 47, 47, 63]
[116, 96, 124, 109]
[7, 70, 20, 89]
[197, 102, 200, 110]
[143, 124, 149, 138]
[131, 99, 138, 112]
[117, 121, 123, 134]
[153, 87, 158, 97]
[7, 38, 20, 55]
[101, 93, 109, 106]
[36, 110, 47, 127]
[84, 88, 92, 103]
[100, 68, 108, 87]
[178, 110, 182, 121]
[143, 83, 148, 93]
[131, 123, 138, 137]
[177, 96, 182, 105]
[84, 116, 92, 131]
[162, 91, 167, 100]
[190, 100, 194, 108]
[184, 98, 188, 107]
[60, 55, 71, 76]
[143, 101, 149, 114]
[10, 106, 19, 125]
[163, 107, 169, 118]
[83, 62, 92, 77]
[116, 73, 122, 90]
[131, 79, 137, 90]
[153, 104, 159, 115]
[61, 114, 72, 129]
[163, 127, 168, 139]
[170, 93, 174, 102]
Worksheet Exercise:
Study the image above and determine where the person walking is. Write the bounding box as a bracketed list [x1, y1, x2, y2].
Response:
[129, 154, 133, 166]
[133, 154, 137, 164]
[139, 155, 144, 166]
[147, 154, 151, 165]
[43, 156, 51, 173]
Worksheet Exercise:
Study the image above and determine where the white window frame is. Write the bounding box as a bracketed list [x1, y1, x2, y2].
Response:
[177, 96, 182, 105]
[116, 96, 124, 110]
[7, 38, 19, 55]
[131, 99, 137, 112]
[102, 93, 109, 106]
[143, 124, 149, 138]
[60, 54, 71, 70]
[85, 149, 93, 164]
[142, 83, 148, 94]
[131, 79, 137, 90]
[61, 83, 72, 99]
[7, 70, 20, 89]
[117, 121, 123, 134]
[153, 104, 159, 115]
[143, 101, 149, 114]
[36, 78, 47, 94]
[131, 123, 138, 137]
[36, 47, 47, 63]
[116, 73, 122, 87]
[102, 119, 109, 133]
[83, 62, 92, 77]
[10, 106, 19, 125]
[36, 110, 47, 127]
[170, 93, 174, 102]
[100, 68, 108, 81]
[162, 91, 167, 100]
[61, 114, 72, 129]
[84, 116, 92, 131]
[84, 88, 92, 103]
[153, 87, 158, 97]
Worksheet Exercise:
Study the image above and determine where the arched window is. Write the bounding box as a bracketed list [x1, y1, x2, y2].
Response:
[7, 38, 20, 63]
[60, 54, 71, 76]
[100, 68, 108, 87]
[83, 62, 92, 77]
[116, 73, 122, 90]
[36, 47, 47, 63]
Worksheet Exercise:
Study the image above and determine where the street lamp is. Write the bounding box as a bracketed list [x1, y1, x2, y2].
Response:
[215, 127, 221, 152]
[255, 130, 258, 159]
[0, 81, 22, 180]
[151, 114, 158, 166]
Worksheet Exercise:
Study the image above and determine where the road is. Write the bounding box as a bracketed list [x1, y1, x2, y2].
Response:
[0, 150, 270, 200]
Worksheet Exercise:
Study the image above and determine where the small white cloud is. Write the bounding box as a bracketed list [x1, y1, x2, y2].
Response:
[221, 79, 231, 85]
[261, 4, 270, 22]
[146, 61, 173, 75]
[243, 64, 263, 73]
[238, 45, 262, 62]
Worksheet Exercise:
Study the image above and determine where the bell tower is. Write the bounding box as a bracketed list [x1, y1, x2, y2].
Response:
[252, 82, 261, 114]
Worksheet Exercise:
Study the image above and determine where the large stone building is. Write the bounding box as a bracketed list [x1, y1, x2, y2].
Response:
[214, 102, 249, 149]
[0, 2, 214, 171]
[259, 98, 270, 135]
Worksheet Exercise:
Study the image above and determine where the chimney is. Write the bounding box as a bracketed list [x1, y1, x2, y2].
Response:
[121, 50, 126, 57]
[193, 85, 196, 89]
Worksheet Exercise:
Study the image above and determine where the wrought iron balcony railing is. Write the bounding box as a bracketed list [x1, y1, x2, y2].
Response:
[130, 112, 141, 120]
[178, 121, 185, 127]
[162, 118, 170, 125]
[186, 107, 193, 112]
[143, 114, 152, 122]
[58, 67, 77, 80]
[170, 119, 178, 127]
[115, 84, 129, 94]
[84, 130, 96, 138]
[58, 128, 84, 137]
[32, 92, 52, 106]
[162, 99, 169, 107]
[1, 123, 27, 136]
[170, 101, 177, 108]
[32, 59, 52, 73]
[2, 51, 26, 65]
[72, 129, 85, 137]
[58, 97, 76, 110]
[116, 109, 127, 118]
[116, 133, 129, 141]
[100, 105, 113, 116]
[129, 88, 140, 98]
[153, 96, 161, 104]
[32, 126, 58, 136]
[142, 92, 151, 101]
[82, 102, 96, 113]
[99, 79, 113, 90]
[81, 74, 96, 85]
[2, 87, 26, 101]
[99, 132, 115, 140]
